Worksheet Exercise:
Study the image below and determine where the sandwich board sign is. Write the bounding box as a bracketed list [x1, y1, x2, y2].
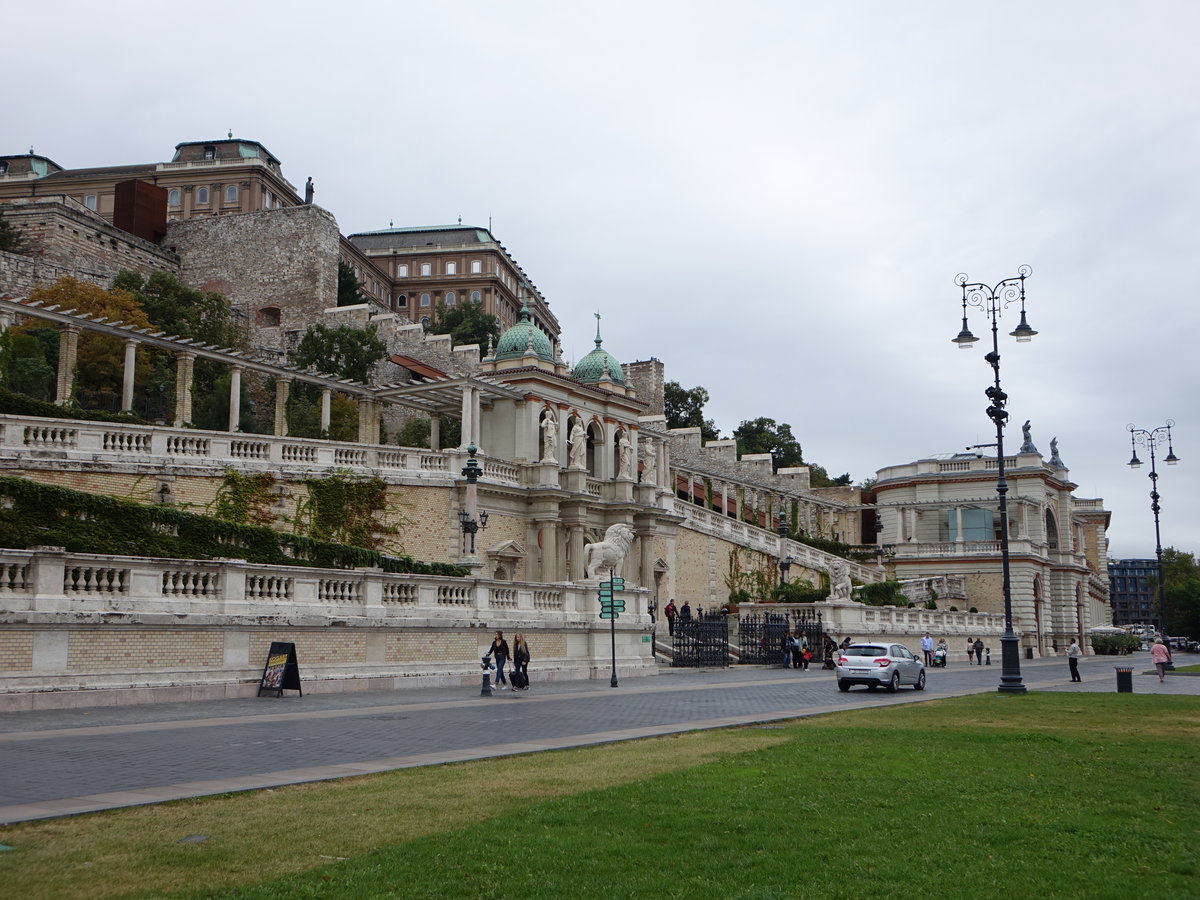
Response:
[257, 641, 303, 697]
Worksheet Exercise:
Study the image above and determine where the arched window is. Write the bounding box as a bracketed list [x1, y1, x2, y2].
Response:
[445, 261, 457, 275]
[397, 263, 408, 277]
[1045, 508, 1059, 549]
[168, 188, 180, 206]
[397, 294, 408, 307]
[470, 259, 482, 274]
[445, 291, 456, 306]
[420, 293, 431, 307]
[84, 194, 97, 211]
[470, 290, 481, 303]
[225, 184, 238, 203]
[420, 262, 431, 276]
[196, 187, 209, 205]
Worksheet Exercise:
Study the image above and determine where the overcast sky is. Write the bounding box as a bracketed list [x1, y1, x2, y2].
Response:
[8, 1, 1198, 559]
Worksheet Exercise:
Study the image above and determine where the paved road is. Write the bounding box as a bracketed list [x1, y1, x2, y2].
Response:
[1, 655, 1195, 824]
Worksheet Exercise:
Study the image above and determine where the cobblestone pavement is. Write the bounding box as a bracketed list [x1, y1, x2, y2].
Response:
[1, 655, 1196, 824]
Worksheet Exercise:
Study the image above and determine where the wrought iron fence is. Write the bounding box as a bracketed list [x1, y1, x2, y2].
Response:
[671, 612, 730, 667]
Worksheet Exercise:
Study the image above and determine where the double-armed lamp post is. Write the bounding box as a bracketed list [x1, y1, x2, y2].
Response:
[1127, 421, 1180, 649]
[952, 265, 1036, 695]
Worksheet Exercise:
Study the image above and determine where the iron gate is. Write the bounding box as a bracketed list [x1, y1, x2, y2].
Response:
[736, 611, 792, 665]
[671, 612, 730, 667]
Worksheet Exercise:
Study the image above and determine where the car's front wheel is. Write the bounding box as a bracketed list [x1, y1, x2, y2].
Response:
[837, 680, 850, 692]
[887, 672, 900, 693]
[914, 670, 926, 691]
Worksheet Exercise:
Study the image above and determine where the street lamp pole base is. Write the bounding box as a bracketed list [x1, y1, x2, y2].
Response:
[997, 631, 1027, 694]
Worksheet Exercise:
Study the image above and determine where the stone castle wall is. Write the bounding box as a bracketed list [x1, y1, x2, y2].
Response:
[166, 205, 341, 360]
[0, 197, 180, 297]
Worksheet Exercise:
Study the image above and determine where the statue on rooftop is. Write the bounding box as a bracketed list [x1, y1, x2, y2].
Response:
[1048, 437, 1064, 468]
[640, 440, 657, 485]
[1020, 420, 1038, 454]
[304, 177, 314, 204]
[569, 419, 587, 469]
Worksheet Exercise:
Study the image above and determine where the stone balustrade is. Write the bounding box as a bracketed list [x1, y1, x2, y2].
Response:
[0, 547, 644, 624]
[0, 547, 655, 709]
[674, 500, 883, 584]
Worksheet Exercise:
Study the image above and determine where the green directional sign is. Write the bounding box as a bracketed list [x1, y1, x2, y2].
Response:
[610, 577, 625, 590]
[599, 611, 618, 620]
[598, 588, 613, 600]
[611, 599, 625, 612]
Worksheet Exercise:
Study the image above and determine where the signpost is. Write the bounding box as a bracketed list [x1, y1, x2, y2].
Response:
[599, 576, 626, 687]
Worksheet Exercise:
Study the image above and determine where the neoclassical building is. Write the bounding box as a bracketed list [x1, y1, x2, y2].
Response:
[873, 438, 1111, 655]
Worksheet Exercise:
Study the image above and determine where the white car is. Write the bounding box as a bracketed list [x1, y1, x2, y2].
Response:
[835, 642, 926, 692]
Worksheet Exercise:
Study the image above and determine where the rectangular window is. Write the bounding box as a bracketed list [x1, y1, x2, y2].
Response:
[445, 261, 457, 275]
[420, 263, 432, 276]
[397, 264, 408, 277]
[470, 259, 482, 274]
[84, 194, 98, 211]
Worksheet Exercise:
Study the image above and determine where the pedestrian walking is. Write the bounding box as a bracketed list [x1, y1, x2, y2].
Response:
[1067, 638, 1083, 682]
[921, 631, 934, 666]
[664, 599, 677, 636]
[512, 633, 531, 691]
[486, 630, 510, 690]
[966, 638, 974, 665]
[973, 638, 984, 665]
[781, 631, 794, 668]
[679, 601, 692, 622]
[1150, 637, 1172, 683]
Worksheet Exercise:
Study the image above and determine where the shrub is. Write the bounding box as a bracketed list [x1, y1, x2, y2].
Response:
[856, 580, 906, 607]
[1090, 633, 1141, 655]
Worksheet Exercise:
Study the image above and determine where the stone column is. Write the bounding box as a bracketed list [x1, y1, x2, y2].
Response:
[320, 388, 332, 434]
[227, 365, 242, 432]
[568, 523, 586, 581]
[173, 352, 194, 426]
[120, 339, 137, 412]
[954, 506, 964, 544]
[459, 384, 474, 450]
[430, 414, 441, 451]
[273, 377, 291, 437]
[539, 519, 559, 582]
[358, 398, 374, 443]
[54, 325, 80, 405]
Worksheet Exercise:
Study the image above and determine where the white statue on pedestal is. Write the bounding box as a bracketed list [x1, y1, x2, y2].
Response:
[568, 420, 587, 469]
[583, 523, 635, 580]
[540, 408, 557, 463]
[640, 441, 657, 485]
[617, 431, 633, 479]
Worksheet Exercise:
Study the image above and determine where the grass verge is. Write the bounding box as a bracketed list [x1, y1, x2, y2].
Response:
[1, 694, 1197, 899]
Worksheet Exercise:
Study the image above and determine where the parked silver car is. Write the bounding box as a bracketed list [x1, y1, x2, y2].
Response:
[835, 642, 926, 692]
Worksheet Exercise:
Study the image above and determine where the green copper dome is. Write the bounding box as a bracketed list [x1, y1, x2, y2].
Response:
[572, 314, 625, 385]
[494, 301, 554, 363]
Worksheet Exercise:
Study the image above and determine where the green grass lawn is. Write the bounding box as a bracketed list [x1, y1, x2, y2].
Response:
[2, 694, 1197, 899]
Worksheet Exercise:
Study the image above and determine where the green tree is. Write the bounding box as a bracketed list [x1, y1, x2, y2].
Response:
[291, 323, 387, 383]
[1161, 548, 1200, 639]
[337, 261, 366, 307]
[663, 381, 720, 441]
[0, 207, 24, 254]
[111, 270, 237, 347]
[395, 415, 462, 449]
[428, 300, 499, 352]
[733, 417, 805, 469]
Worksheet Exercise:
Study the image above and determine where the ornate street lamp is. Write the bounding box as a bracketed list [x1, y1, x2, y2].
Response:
[459, 443, 489, 555]
[952, 265, 1034, 695]
[1127, 420, 1180, 659]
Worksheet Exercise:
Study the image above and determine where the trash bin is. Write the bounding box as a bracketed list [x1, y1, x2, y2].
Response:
[1025, 646, 1034, 660]
[1115, 667, 1133, 693]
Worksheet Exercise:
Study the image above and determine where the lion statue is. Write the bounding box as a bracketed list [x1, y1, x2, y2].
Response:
[827, 559, 853, 602]
[583, 523, 635, 580]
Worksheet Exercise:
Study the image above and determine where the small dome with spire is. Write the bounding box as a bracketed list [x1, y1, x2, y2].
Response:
[572, 313, 625, 385]
[494, 300, 554, 363]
